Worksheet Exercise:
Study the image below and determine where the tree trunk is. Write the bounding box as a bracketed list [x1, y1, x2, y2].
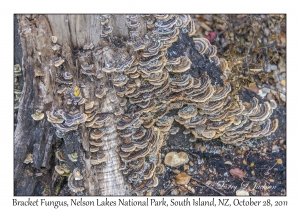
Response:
[15, 14, 137, 196]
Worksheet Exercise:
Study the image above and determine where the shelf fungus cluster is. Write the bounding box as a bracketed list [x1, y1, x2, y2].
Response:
[14, 64, 22, 111]
[36, 14, 278, 195]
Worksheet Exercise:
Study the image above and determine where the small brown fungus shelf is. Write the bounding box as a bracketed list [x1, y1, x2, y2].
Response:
[31, 110, 44, 121]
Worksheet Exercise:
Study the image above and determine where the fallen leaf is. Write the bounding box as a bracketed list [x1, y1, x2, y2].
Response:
[74, 86, 80, 97]
[159, 189, 165, 196]
[175, 172, 191, 185]
[247, 185, 252, 192]
[205, 180, 212, 185]
[244, 85, 259, 94]
[243, 159, 247, 165]
[194, 143, 201, 150]
[250, 162, 255, 167]
[236, 14, 247, 19]
[224, 161, 232, 165]
[199, 22, 212, 31]
[185, 185, 195, 194]
[200, 146, 206, 152]
[204, 31, 217, 43]
[278, 57, 286, 73]
[190, 180, 200, 186]
[277, 159, 282, 165]
[264, 28, 270, 36]
[179, 185, 188, 192]
[278, 30, 286, 45]
[230, 168, 245, 178]
[263, 185, 269, 191]
[183, 164, 189, 170]
[173, 169, 181, 174]
[145, 191, 152, 196]
[171, 188, 179, 195]
[279, 93, 286, 102]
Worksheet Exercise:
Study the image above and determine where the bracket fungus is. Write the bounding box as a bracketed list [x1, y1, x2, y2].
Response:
[68, 152, 78, 162]
[23, 153, 33, 164]
[18, 14, 280, 195]
[31, 110, 44, 121]
[14, 64, 23, 111]
[54, 165, 70, 176]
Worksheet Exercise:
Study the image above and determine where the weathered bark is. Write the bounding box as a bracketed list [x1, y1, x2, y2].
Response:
[14, 14, 136, 195]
